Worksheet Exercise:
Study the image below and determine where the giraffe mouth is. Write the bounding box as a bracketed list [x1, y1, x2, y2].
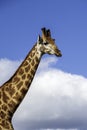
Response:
[55, 50, 62, 57]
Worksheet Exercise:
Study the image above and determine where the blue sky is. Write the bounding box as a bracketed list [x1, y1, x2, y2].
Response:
[0, 0, 87, 77]
[0, 1, 87, 130]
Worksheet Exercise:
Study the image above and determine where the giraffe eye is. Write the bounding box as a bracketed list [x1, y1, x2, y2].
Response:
[44, 42, 49, 45]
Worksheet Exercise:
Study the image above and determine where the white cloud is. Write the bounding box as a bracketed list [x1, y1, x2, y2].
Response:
[0, 58, 21, 85]
[0, 57, 87, 130]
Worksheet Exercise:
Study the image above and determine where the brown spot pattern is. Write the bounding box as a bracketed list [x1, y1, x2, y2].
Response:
[31, 59, 34, 66]
[5, 86, 15, 97]
[13, 92, 22, 103]
[25, 65, 30, 72]
[22, 74, 26, 79]
[2, 120, 10, 129]
[20, 88, 27, 95]
[27, 74, 31, 79]
[2, 92, 9, 103]
[17, 81, 23, 89]
[13, 77, 20, 83]
[28, 57, 31, 62]
[25, 81, 29, 86]
[8, 100, 16, 110]
[35, 56, 39, 62]
[23, 61, 28, 66]
[18, 68, 24, 75]
[0, 111, 6, 118]
[2, 105, 7, 111]
[30, 69, 35, 75]
[30, 52, 35, 57]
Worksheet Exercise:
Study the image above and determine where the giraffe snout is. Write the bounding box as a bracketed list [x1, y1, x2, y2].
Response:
[55, 49, 62, 57]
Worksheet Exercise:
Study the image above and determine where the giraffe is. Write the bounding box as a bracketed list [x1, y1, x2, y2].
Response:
[0, 27, 62, 130]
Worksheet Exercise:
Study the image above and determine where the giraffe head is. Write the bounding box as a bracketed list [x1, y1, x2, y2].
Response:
[37, 27, 62, 57]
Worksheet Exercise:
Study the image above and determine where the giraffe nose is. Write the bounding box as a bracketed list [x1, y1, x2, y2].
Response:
[55, 49, 62, 57]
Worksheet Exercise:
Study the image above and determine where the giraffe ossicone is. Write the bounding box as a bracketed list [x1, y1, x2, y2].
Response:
[0, 27, 62, 130]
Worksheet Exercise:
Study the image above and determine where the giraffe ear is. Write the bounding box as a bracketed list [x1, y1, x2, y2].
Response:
[37, 35, 43, 44]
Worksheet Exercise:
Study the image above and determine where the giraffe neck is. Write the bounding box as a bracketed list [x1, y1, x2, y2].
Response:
[0, 43, 43, 122]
